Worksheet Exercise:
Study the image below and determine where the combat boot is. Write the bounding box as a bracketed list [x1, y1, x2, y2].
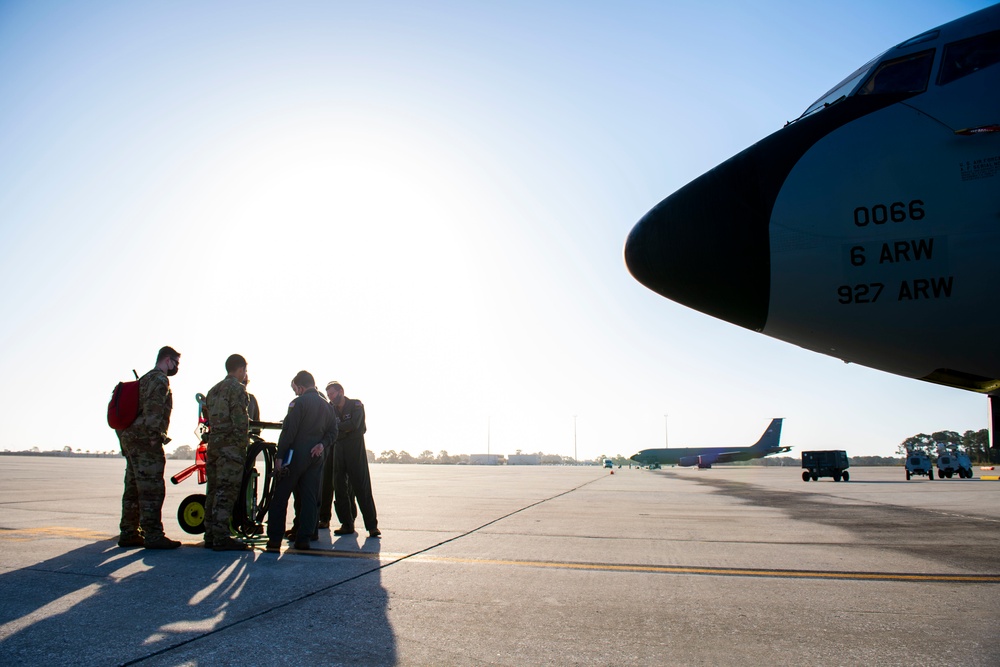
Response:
[264, 540, 282, 553]
[213, 537, 249, 552]
[333, 525, 355, 536]
[293, 540, 310, 550]
[144, 535, 181, 550]
[117, 533, 144, 548]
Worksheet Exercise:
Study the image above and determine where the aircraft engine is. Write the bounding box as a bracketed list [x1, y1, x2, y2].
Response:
[679, 454, 719, 468]
[697, 455, 717, 469]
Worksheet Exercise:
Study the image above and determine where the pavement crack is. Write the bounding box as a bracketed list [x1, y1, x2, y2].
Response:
[119, 473, 607, 666]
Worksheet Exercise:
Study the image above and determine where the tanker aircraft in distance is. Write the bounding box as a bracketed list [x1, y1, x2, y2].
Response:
[624, 6, 1000, 443]
[630, 418, 788, 469]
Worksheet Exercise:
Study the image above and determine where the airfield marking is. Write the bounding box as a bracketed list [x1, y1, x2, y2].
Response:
[0, 526, 112, 542]
[8, 526, 1000, 585]
[250, 546, 1000, 584]
[400, 555, 1000, 583]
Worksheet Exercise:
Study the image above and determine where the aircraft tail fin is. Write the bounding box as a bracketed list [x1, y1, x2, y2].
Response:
[752, 418, 784, 450]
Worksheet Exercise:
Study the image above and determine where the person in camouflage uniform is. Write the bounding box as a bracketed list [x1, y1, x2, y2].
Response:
[204, 354, 252, 552]
[118, 346, 182, 550]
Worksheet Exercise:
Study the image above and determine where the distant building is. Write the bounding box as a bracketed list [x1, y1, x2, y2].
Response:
[469, 454, 502, 465]
[507, 454, 541, 465]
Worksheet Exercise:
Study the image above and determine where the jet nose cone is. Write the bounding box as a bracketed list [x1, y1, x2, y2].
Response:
[624, 148, 771, 331]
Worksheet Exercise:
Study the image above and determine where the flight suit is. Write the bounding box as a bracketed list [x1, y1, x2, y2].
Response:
[118, 368, 172, 543]
[204, 375, 250, 543]
[320, 398, 355, 525]
[333, 397, 378, 533]
[267, 388, 338, 544]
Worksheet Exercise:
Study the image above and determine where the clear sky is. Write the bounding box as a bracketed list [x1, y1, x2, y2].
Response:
[0, 0, 992, 460]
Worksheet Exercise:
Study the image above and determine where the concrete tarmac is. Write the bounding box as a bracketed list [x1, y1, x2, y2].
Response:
[0, 456, 998, 666]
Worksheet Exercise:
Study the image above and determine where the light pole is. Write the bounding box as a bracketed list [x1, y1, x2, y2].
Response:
[573, 415, 577, 465]
[487, 416, 491, 457]
[664, 414, 669, 448]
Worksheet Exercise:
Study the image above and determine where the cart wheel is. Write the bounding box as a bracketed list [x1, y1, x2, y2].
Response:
[802, 471, 810, 482]
[946, 471, 953, 479]
[928, 469, 933, 480]
[906, 471, 911, 480]
[233, 439, 276, 537]
[177, 494, 207, 534]
[811, 475, 818, 482]
[842, 471, 849, 482]
[833, 472, 842, 482]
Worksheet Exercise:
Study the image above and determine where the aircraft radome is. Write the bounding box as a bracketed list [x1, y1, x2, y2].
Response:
[624, 5, 1000, 442]
[630, 418, 789, 469]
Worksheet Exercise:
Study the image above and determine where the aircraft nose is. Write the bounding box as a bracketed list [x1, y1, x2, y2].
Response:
[624, 146, 771, 331]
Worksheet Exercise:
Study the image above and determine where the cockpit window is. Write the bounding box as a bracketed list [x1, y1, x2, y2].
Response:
[798, 52, 884, 119]
[857, 49, 934, 96]
[939, 30, 1000, 85]
[896, 30, 938, 49]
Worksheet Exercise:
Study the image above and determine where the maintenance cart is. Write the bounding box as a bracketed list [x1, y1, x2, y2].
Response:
[936, 448, 974, 479]
[169, 393, 282, 538]
[801, 450, 850, 482]
[905, 451, 934, 480]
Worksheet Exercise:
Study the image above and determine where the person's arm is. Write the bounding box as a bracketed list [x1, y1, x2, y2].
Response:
[322, 403, 339, 449]
[232, 384, 250, 438]
[339, 400, 364, 435]
[144, 374, 172, 443]
[276, 399, 300, 465]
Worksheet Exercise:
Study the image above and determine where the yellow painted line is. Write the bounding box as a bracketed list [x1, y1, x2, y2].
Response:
[8, 528, 999, 584]
[403, 555, 1000, 584]
[252, 545, 406, 562]
[254, 548, 1000, 584]
[0, 526, 112, 542]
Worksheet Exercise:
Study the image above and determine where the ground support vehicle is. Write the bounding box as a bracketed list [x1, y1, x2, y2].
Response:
[801, 450, 850, 482]
[905, 452, 934, 480]
[936, 450, 974, 479]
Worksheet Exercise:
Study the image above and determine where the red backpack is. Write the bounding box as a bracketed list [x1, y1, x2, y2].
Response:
[108, 371, 140, 430]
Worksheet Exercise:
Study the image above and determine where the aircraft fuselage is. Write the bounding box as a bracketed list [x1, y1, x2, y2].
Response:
[631, 418, 787, 468]
[624, 5, 1000, 441]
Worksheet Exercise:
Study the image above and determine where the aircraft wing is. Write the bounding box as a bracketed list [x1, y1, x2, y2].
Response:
[710, 450, 745, 464]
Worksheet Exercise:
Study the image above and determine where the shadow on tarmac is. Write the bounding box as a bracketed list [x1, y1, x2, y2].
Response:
[673, 472, 1000, 573]
[0, 535, 397, 666]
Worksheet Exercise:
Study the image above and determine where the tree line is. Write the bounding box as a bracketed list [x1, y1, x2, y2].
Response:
[897, 429, 992, 463]
[376, 450, 595, 465]
[5, 428, 994, 464]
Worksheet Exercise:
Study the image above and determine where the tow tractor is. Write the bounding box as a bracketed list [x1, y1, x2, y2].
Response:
[936, 446, 974, 479]
[905, 450, 934, 481]
[801, 450, 850, 482]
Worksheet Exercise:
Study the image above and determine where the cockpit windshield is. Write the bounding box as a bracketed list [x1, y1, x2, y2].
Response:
[797, 51, 886, 120]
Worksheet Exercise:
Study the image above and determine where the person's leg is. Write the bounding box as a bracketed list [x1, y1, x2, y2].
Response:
[318, 448, 334, 525]
[118, 438, 142, 544]
[131, 440, 167, 543]
[296, 462, 322, 543]
[208, 442, 245, 543]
